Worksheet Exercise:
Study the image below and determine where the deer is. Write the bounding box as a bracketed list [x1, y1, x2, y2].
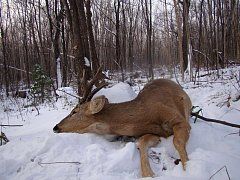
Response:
[53, 67, 192, 177]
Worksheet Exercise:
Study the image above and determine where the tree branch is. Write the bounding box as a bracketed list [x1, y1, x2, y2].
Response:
[191, 112, 240, 128]
[57, 89, 80, 99]
[0, 64, 32, 74]
[0, 124, 23, 127]
[38, 161, 81, 167]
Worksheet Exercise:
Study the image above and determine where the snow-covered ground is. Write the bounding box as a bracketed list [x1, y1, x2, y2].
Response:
[1, 67, 240, 180]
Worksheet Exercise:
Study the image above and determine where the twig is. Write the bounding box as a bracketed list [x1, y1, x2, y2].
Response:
[133, 62, 150, 82]
[0, 132, 9, 144]
[38, 161, 81, 167]
[46, 48, 75, 59]
[104, 27, 116, 36]
[193, 80, 227, 84]
[224, 129, 240, 137]
[0, 63, 32, 74]
[232, 107, 240, 112]
[191, 112, 240, 128]
[0, 135, 1, 146]
[0, 124, 23, 127]
[8, 97, 25, 121]
[57, 89, 80, 99]
[192, 49, 213, 64]
[209, 166, 231, 180]
[197, 73, 212, 78]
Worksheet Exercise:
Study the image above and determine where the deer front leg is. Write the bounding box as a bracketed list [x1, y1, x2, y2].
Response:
[137, 134, 160, 177]
[173, 122, 191, 170]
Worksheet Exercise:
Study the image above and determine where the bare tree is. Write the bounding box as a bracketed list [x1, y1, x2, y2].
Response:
[142, 0, 153, 79]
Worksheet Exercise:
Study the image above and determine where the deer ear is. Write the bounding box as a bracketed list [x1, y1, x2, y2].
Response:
[89, 95, 108, 114]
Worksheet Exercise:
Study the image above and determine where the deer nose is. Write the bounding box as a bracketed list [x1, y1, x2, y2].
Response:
[53, 125, 60, 133]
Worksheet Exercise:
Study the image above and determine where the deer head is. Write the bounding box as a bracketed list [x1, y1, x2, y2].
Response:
[53, 95, 109, 133]
[53, 66, 109, 134]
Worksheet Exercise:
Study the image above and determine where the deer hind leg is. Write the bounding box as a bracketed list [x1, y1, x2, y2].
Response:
[173, 122, 191, 170]
[137, 134, 160, 177]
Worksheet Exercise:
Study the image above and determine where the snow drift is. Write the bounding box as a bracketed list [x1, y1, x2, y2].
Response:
[1, 71, 240, 180]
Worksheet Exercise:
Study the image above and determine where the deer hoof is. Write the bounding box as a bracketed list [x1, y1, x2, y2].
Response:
[142, 171, 155, 178]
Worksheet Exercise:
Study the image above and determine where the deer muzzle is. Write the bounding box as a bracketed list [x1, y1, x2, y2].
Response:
[53, 125, 61, 133]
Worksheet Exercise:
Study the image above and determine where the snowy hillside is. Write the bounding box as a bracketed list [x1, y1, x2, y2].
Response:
[1, 67, 240, 180]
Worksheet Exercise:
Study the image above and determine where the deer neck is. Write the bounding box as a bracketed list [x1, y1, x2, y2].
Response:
[106, 99, 141, 119]
[94, 99, 145, 136]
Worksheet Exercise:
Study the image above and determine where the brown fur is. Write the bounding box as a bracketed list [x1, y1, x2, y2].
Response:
[54, 79, 192, 177]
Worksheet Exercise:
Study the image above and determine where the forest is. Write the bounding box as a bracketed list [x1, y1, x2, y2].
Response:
[0, 0, 239, 95]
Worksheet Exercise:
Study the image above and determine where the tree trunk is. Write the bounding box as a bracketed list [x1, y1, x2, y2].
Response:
[86, 0, 100, 75]
[173, 0, 184, 80]
[182, 0, 190, 73]
[114, 0, 124, 81]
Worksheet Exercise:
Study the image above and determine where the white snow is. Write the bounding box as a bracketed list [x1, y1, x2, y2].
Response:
[56, 57, 62, 88]
[94, 82, 137, 103]
[1, 67, 240, 180]
[84, 57, 91, 67]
